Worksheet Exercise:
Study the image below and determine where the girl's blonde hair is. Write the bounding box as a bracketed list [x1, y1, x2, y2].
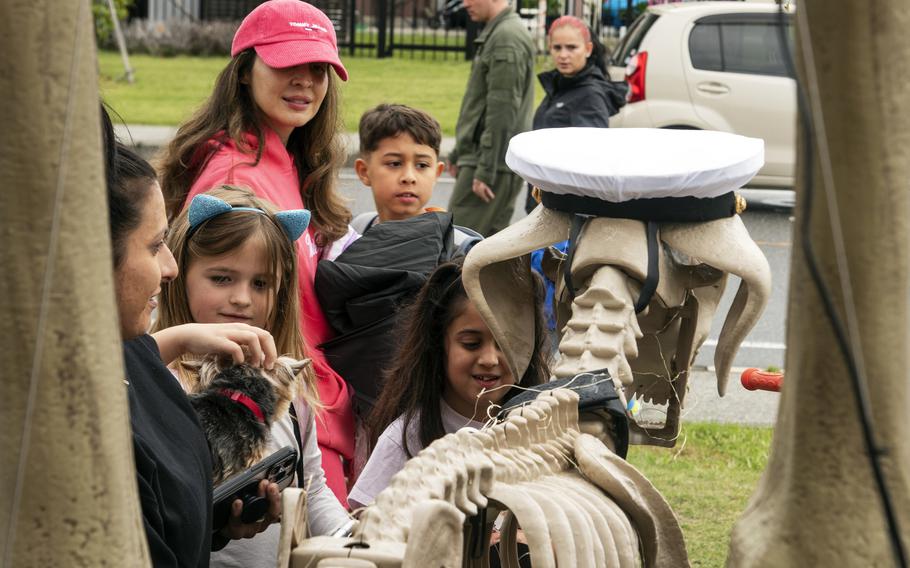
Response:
[158, 49, 350, 248]
[153, 185, 320, 410]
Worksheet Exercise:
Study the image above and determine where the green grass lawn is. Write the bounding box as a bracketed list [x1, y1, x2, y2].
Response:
[97, 50, 547, 135]
[627, 422, 773, 567]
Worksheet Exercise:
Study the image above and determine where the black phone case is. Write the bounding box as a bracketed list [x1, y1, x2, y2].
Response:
[211, 446, 298, 533]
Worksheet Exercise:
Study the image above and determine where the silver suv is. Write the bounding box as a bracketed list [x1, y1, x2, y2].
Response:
[608, 1, 795, 189]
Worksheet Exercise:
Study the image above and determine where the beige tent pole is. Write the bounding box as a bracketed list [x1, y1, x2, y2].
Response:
[0, 0, 149, 566]
[728, 1, 910, 566]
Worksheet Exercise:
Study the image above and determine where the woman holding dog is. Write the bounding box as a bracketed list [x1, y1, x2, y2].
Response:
[103, 108, 279, 567]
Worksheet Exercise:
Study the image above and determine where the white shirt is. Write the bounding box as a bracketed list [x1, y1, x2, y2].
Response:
[348, 400, 486, 509]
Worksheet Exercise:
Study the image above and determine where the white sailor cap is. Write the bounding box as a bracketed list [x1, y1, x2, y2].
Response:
[506, 127, 764, 204]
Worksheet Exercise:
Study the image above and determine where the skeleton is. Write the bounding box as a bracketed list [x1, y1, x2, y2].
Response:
[463, 129, 773, 447]
[278, 388, 688, 567]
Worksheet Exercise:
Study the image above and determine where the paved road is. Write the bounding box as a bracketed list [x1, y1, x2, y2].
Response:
[694, 209, 791, 372]
[683, 369, 779, 426]
[337, 169, 789, 425]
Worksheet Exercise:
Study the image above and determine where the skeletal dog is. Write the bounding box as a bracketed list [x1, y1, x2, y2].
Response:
[183, 356, 309, 484]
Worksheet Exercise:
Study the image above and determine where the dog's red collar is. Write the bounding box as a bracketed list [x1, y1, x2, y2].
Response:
[218, 388, 265, 424]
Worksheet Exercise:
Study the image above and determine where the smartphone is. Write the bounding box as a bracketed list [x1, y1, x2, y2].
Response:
[211, 446, 298, 533]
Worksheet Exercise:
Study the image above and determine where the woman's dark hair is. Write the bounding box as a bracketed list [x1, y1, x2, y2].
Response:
[589, 29, 608, 73]
[358, 103, 442, 157]
[101, 105, 158, 268]
[367, 257, 550, 457]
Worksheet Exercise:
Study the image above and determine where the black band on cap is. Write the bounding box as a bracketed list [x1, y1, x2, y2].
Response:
[540, 190, 738, 222]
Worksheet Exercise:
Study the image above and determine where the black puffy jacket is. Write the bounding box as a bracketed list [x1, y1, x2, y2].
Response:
[315, 212, 462, 412]
[526, 65, 625, 212]
[532, 64, 624, 130]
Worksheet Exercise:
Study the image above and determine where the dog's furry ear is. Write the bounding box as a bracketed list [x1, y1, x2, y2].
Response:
[179, 359, 203, 373]
[181, 355, 223, 392]
[180, 354, 223, 371]
[176, 358, 206, 393]
[275, 356, 311, 379]
[289, 358, 312, 378]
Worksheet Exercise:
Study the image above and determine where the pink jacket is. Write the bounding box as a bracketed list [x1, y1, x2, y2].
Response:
[186, 129, 355, 491]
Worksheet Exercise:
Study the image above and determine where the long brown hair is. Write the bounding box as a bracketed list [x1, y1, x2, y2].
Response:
[158, 49, 350, 247]
[367, 258, 550, 456]
[153, 185, 320, 410]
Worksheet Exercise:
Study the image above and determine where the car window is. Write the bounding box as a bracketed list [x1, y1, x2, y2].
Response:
[690, 13, 794, 77]
[721, 22, 791, 76]
[689, 23, 722, 71]
[611, 12, 659, 67]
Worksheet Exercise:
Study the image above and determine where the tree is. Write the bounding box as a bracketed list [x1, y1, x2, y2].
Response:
[0, 0, 149, 565]
[93, 0, 135, 44]
[728, 1, 910, 565]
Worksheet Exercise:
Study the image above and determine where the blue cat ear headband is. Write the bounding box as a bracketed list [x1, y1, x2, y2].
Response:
[186, 194, 311, 242]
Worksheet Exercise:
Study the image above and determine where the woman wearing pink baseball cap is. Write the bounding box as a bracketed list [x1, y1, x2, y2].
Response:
[158, 0, 358, 544]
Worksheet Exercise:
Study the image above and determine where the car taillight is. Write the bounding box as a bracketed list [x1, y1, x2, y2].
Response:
[626, 51, 647, 103]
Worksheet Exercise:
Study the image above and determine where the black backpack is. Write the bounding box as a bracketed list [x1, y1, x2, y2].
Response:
[315, 212, 469, 413]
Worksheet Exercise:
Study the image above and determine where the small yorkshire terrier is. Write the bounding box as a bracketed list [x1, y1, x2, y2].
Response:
[183, 356, 310, 484]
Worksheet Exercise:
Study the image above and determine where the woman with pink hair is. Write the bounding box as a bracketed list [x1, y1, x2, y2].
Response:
[525, 15, 625, 212]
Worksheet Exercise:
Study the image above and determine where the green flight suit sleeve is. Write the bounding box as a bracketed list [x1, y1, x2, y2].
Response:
[474, 46, 529, 187]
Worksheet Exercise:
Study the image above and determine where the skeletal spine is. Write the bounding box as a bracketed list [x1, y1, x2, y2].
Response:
[554, 265, 642, 390]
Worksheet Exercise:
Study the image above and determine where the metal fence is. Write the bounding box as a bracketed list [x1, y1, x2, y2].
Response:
[147, 0, 546, 59]
[351, 0, 547, 59]
[199, 0, 262, 19]
[142, 0, 202, 20]
[372, 0, 479, 60]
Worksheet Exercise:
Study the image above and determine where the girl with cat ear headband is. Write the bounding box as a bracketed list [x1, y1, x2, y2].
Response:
[154, 186, 353, 566]
[155, 186, 320, 389]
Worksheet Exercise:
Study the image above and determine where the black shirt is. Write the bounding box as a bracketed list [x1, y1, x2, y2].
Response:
[125, 335, 213, 567]
[533, 64, 617, 131]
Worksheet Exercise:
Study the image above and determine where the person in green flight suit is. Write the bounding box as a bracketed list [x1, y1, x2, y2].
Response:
[447, 0, 535, 236]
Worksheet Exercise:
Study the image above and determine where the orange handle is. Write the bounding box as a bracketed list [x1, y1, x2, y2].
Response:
[741, 368, 783, 392]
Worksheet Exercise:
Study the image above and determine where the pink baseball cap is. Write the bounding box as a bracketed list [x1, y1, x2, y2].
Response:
[232, 0, 348, 81]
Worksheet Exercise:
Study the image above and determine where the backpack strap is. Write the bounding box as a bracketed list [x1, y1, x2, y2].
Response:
[289, 404, 305, 485]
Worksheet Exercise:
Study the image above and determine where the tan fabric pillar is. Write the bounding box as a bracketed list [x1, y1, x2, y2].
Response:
[728, 2, 910, 565]
[0, 0, 150, 565]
